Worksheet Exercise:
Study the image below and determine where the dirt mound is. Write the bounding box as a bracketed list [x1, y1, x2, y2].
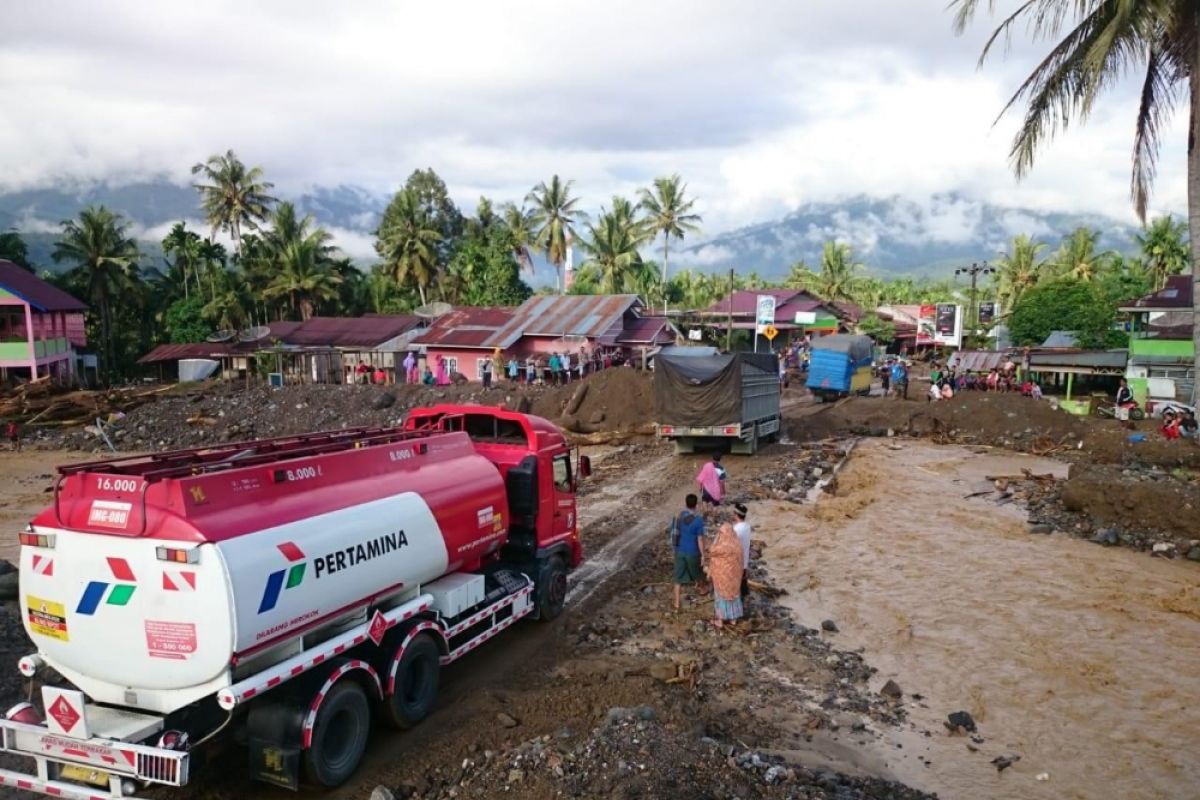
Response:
[37, 371, 656, 453]
[1060, 464, 1200, 541]
[531, 368, 654, 434]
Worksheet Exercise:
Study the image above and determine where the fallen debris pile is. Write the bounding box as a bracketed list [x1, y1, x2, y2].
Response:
[0, 379, 169, 429]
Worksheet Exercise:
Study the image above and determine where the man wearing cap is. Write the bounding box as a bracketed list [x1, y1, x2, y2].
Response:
[733, 503, 752, 600]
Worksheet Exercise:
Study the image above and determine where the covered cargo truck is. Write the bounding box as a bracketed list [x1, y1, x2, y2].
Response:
[1, 405, 587, 799]
[806, 334, 875, 401]
[655, 352, 780, 455]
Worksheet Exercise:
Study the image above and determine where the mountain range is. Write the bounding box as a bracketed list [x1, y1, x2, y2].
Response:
[0, 180, 1147, 282]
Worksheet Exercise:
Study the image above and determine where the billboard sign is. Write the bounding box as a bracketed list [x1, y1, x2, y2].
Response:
[979, 302, 998, 326]
[793, 311, 817, 325]
[917, 304, 936, 346]
[933, 303, 963, 347]
[755, 295, 776, 334]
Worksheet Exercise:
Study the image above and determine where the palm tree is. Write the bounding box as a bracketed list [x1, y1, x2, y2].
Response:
[162, 222, 203, 299]
[191, 149, 276, 255]
[638, 174, 702, 313]
[994, 234, 1047, 310]
[580, 199, 648, 294]
[526, 176, 585, 294]
[813, 242, 863, 302]
[951, 1, 1200, 392]
[1051, 228, 1106, 282]
[197, 238, 228, 302]
[261, 203, 340, 320]
[501, 203, 538, 275]
[1137, 215, 1190, 290]
[376, 188, 441, 305]
[0, 231, 32, 270]
[52, 206, 140, 377]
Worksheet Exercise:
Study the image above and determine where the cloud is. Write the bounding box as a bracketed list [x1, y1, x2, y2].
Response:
[0, 0, 1188, 241]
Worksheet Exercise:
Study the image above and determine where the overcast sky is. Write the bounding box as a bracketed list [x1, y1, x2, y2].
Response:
[0, 0, 1187, 239]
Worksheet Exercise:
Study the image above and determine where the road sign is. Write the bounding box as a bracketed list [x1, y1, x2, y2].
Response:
[755, 295, 776, 333]
[763, 324, 778, 341]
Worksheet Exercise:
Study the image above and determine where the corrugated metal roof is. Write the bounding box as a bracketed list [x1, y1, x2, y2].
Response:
[699, 289, 814, 316]
[0, 260, 87, 312]
[1120, 275, 1192, 310]
[617, 316, 676, 344]
[1041, 331, 1080, 348]
[947, 350, 1011, 372]
[283, 315, 421, 348]
[485, 294, 642, 348]
[1028, 350, 1128, 370]
[410, 307, 514, 349]
[139, 343, 234, 364]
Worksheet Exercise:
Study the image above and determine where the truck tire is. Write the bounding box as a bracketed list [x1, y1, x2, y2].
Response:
[383, 633, 440, 730]
[303, 680, 370, 788]
[535, 557, 567, 621]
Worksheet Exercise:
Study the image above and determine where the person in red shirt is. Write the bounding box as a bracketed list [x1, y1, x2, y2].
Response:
[5, 421, 19, 453]
[372, 367, 386, 385]
[354, 360, 369, 385]
[1161, 410, 1182, 440]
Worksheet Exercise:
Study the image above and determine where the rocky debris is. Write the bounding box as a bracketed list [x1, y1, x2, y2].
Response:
[1027, 523, 1053, 535]
[496, 712, 520, 728]
[369, 786, 396, 800]
[731, 443, 852, 505]
[880, 679, 903, 700]
[1188, 546, 1200, 562]
[1090, 528, 1120, 546]
[945, 711, 977, 734]
[821, 619, 839, 633]
[991, 754, 1021, 772]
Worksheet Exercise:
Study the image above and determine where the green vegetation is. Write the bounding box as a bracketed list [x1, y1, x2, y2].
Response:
[1008, 280, 1126, 350]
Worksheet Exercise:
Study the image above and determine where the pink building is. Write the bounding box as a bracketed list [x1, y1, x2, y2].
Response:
[412, 295, 677, 381]
[0, 260, 87, 382]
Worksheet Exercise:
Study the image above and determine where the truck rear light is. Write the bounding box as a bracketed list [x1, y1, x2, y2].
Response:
[723, 426, 739, 435]
[5, 702, 42, 725]
[660, 426, 674, 435]
[157, 730, 189, 750]
[156, 546, 200, 564]
[18, 532, 55, 548]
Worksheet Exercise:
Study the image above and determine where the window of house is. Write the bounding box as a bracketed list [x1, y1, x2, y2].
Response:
[445, 357, 458, 374]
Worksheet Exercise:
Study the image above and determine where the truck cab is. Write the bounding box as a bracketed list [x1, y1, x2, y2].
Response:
[404, 405, 586, 615]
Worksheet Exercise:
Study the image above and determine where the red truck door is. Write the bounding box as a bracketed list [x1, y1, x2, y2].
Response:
[549, 451, 575, 541]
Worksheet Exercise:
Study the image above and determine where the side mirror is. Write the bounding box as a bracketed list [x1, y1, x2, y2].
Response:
[578, 455, 592, 479]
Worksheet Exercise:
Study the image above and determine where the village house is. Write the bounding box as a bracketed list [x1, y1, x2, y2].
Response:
[0, 259, 88, 383]
[1119, 275, 1195, 401]
[412, 295, 676, 381]
[693, 288, 853, 346]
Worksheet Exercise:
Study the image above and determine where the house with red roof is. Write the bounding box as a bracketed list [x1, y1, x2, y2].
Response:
[0, 260, 87, 382]
[695, 288, 850, 343]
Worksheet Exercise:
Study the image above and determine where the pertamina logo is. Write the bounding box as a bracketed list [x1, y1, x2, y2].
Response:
[48, 695, 80, 734]
[76, 558, 137, 615]
[257, 542, 307, 613]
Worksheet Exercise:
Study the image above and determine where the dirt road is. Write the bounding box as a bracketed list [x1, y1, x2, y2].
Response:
[755, 439, 1200, 800]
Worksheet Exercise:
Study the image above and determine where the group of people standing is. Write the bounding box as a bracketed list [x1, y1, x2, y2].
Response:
[390, 347, 625, 388]
[671, 455, 752, 630]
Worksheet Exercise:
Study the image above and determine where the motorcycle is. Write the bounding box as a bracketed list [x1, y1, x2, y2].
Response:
[1096, 399, 1146, 421]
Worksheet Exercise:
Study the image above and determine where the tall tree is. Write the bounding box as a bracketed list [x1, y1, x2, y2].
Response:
[501, 203, 538, 275]
[52, 206, 140, 377]
[1051, 227, 1106, 282]
[638, 174, 702, 313]
[951, 1, 1200, 394]
[376, 188, 442, 305]
[994, 233, 1047, 311]
[527, 175, 586, 294]
[1137, 215, 1190, 289]
[813, 242, 863, 302]
[580, 199, 649, 294]
[0, 231, 32, 270]
[191, 149, 276, 254]
[262, 202, 341, 320]
[162, 221, 202, 299]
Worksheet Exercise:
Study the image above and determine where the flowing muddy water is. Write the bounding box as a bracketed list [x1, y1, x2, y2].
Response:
[754, 439, 1200, 800]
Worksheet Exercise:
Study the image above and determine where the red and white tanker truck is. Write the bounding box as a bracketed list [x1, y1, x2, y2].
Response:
[0, 405, 588, 798]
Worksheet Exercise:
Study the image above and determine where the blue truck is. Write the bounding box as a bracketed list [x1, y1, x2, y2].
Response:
[806, 334, 875, 402]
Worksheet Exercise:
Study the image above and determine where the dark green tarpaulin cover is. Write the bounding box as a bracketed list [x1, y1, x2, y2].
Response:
[655, 352, 776, 426]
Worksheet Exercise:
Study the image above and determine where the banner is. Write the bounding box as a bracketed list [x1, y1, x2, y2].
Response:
[979, 302, 997, 326]
[755, 295, 776, 334]
[917, 304, 936, 346]
[933, 304, 963, 347]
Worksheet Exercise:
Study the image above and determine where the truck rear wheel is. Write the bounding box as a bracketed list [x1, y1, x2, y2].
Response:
[304, 681, 370, 788]
[535, 557, 567, 621]
[383, 633, 440, 729]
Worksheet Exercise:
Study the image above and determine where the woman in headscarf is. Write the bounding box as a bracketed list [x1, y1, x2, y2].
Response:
[705, 522, 744, 629]
[434, 355, 449, 386]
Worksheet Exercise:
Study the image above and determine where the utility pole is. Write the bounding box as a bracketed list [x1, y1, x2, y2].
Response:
[726, 268, 734, 353]
[955, 261, 994, 347]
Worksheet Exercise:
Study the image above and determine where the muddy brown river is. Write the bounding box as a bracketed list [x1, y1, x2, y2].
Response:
[755, 439, 1200, 800]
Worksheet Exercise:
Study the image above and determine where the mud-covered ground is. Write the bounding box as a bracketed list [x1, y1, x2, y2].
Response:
[0, 387, 1197, 799]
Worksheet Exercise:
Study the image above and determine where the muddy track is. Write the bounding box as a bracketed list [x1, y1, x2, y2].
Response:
[153, 445, 698, 800]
